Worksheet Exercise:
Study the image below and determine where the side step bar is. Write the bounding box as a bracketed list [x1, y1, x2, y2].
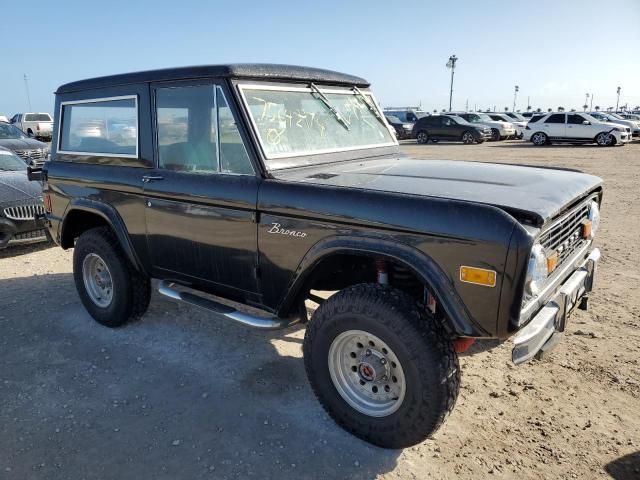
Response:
[158, 281, 292, 330]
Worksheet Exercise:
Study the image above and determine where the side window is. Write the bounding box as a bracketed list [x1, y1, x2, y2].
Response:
[156, 85, 218, 173]
[59, 97, 138, 156]
[546, 114, 565, 124]
[155, 85, 253, 175]
[441, 116, 453, 126]
[406, 112, 417, 122]
[567, 114, 586, 125]
[216, 86, 254, 175]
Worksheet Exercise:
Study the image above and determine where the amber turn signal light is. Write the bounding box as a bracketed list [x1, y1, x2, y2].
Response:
[546, 252, 558, 274]
[581, 219, 592, 239]
[460, 266, 497, 287]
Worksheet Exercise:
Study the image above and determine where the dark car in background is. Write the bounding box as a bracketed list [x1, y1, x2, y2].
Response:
[384, 114, 413, 139]
[412, 114, 491, 144]
[0, 146, 47, 248]
[383, 108, 430, 123]
[0, 122, 50, 167]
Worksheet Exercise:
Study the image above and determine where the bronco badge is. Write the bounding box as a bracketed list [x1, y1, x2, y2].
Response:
[267, 223, 307, 238]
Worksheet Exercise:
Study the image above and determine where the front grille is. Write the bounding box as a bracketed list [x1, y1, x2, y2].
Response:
[14, 149, 47, 167]
[3, 204, 45, 221]
[538, 199, 592, 266]
[12, 229, 47, 241]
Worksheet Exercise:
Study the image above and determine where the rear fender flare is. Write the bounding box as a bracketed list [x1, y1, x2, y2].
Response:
[277, 236, 489, 337]
[60, 198, 144, 273]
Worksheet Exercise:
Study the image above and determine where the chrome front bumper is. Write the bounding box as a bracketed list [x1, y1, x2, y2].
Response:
[512, 248, 600, 365]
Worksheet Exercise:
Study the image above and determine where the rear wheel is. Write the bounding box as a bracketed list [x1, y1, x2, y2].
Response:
[303, 284, 460, 449]
[595, 132, 614, 146]
[416, 131, 429, 144]
[531, 132, 548, 146]
[490, 128, 501, 141]
[73, 227, 151, 327]
[461, 131, 475, 145]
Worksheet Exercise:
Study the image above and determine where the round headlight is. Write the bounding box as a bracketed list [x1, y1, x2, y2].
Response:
[588, 201, 600, 237]
[525, 243, 548, 298]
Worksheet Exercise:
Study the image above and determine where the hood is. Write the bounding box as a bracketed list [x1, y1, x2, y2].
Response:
[0, 171, 43, 206]
[272, 157, 602, 225]
[0, 138, 49, 151]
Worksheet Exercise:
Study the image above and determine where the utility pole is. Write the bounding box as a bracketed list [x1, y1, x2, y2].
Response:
[23, 74, 32, 111]
[446, 55, 458, 111]
[512, 85, 519, 112]
[465, 98, 468, 111]
[584, 93, 589, 111]
[590, 93, 594, 111]
[616, 86, 621, 111]
[527, 96, 530, 110]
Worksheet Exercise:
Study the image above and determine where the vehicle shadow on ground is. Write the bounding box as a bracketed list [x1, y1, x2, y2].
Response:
[0, 273, 403, 479]
[605, 451, 640, 479]
[0, 240, 54, 259]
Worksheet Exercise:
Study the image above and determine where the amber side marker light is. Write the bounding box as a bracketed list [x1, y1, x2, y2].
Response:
[459, 266, 497, 287]
[546, 251, 558, 274]
[581, 219, 592, 239]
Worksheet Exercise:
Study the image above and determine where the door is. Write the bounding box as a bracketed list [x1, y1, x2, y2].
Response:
[144, 81, 260, 295]
[566, 113, 592, 140]
[439, 115, 458, 139]
[542, 113, 566, 139]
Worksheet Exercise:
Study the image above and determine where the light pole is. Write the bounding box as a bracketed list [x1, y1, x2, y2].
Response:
[590, 93, 594, 111]
[513, 85, 519, 112]
[23, 74, 32, 111]
[584, 93, 589, 111]
[616, 86, 621, 111]
[446, 55, 458, 111]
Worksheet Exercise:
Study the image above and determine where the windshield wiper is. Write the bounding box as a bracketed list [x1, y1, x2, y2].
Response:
[351, 86, 387, 128]
[309, 83, 350, 131]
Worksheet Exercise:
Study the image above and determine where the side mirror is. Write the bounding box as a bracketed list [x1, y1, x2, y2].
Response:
[27, 165, 43, 182]
[582, 120, 590, 125]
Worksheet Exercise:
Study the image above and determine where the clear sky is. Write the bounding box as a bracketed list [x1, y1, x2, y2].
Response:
[2, 0, 639, 116]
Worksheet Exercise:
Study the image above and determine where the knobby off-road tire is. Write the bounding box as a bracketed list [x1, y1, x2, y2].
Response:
[73, 227, 151, 327]
[303, 283, 460, 449]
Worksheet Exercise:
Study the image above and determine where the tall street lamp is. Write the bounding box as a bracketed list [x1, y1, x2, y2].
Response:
[446, 55, 458, 111]
[616, 86, 621, 111]
[513, 85, 519, 112]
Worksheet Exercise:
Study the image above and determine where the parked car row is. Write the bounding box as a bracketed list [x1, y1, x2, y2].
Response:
[383, 106, 638, 147]
[0, 121, 51, 166]
[9, 113, 53, 140]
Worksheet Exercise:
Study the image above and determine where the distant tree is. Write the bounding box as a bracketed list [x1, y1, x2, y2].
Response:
[526, 105, 532, 111]
[504, 107, 509, 111]
[583, 104, 588, 111]
[558, 106, 565, 112]
[547, 108, 552, 112]
[595, 105, 600, 111]
[433, 109, 438, 113]
[536, 108, 541, 112]
[570, 108, 576, 112]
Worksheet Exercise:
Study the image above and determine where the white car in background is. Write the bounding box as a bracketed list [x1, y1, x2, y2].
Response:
[524, 112, 630, 146]
[10, 113, 53, 140]
[588, 111, 640, 139]
[444, 112, 516, 141]
[485, 112, 527, 139]
[0, 115, 8, 123]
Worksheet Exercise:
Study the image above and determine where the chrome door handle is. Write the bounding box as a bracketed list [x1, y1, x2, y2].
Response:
[142, 175, 164, 183]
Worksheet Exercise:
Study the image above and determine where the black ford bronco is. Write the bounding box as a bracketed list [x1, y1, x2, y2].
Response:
[32, 64, 603, 449]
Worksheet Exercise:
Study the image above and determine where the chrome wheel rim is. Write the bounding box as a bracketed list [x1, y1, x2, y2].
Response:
[532, 133, 545, 145]
[597, 133, 612, 145]
[417, 132, 428, 144]
[463, 132, 473, 144]
[82, 253, 113, 308]
[328, 330, 406, 417]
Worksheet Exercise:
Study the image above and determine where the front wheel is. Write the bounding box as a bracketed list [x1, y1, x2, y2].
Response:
[416, 131, 429, 144]
[595, 132, 615, 146]
[73, 227, 151, 327]
[461, 131, 475, 144]
[490, 128, 501, 141]
[303, 284, 460, 449]
[531, 132, 548, 146]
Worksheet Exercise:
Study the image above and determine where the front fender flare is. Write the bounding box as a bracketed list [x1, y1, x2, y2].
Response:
[277, 235, 490, 337]
[60, 198, 144, 273]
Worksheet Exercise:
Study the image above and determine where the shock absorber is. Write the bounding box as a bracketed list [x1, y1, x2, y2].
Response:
[375, 259, 388, 285]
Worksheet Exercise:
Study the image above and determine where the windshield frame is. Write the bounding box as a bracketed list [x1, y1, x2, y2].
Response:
[237, 83, 398, 165]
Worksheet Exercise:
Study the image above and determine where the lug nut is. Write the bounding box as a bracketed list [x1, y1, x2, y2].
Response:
[381, 375, 388, 381]
[380, 358, 387, 365]
[365, 349, 372, 356]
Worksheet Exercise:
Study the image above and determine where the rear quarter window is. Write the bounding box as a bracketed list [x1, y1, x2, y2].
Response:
[25, 113, 52, 122]
[59, 97, 138, 157]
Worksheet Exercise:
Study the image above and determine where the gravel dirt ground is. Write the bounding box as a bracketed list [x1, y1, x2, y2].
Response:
[0, 141, 638, 479]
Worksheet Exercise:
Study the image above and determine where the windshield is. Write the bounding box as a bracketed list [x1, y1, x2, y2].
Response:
[24, 113, 52, 122]
[414, 111, 430, 119]
[385, 115, 402, 123]
[607, 113, 624, 120]
[240, 85, 396, 169]
[473, 113, 493, 122]
[507, 112, 525, 121]
[0, 123, 27, 139]
[0, 149, 26, 171]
